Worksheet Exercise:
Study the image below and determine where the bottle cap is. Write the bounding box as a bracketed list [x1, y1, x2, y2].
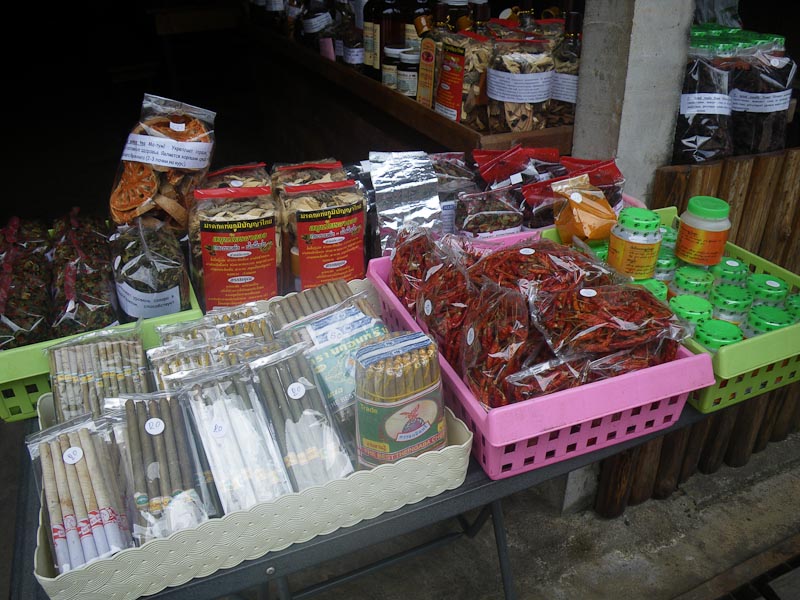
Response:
[385, 46, 412, 58]
[669, 294, 713, 324]
[710, 284, 753, 311]
[400, 51, 421, 64]
[674, 266, 715, 293]
[616, 207, 661, 232]
[694, 319, 743, 351]
[746, 273, 789, 302]
[632, 279, 668, 302]
[658, 225, 677, 244]
[710, 257, 750, 282]
[746, 305, 794, 333]
[656, 251, 678, 271]
[784, 294, 800, 321]
[686, 196, 730, 220]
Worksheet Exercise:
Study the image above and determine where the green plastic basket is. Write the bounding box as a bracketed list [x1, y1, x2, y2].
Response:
[0, 285, 204, 422]
[543, 205, 799, 414]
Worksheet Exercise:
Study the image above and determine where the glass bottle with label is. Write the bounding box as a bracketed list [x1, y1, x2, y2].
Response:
[264, 0, 286, 29]
[284, 0, 307, 39]
[378, 0, 406, 77]
[414, 1, 450, 108]
[550, 11, 582, 125]
[362, 0, 381, 79]
[469, 0, 490, 35]
[333, 0, 356, 62]
[343, 8, 366, 72]
[402, 0, 430, 52]
[397, 50, 420, 97]
[446, 0, 471, 31]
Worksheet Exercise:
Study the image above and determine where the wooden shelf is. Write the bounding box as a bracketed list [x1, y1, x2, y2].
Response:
[251, 26, 573, 154]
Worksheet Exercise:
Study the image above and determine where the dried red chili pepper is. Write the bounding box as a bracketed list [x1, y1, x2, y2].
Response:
[460, 280, 530, 409]
[389, 227, 441, 314]
[531, 284, 679, 355]
[504, 357, 589, 404]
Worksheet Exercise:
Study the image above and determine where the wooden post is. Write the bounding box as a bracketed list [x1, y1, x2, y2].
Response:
[771, 383, 800, 443]
[679, 416, 713, 483]
[650, 165, 692, 210]
[753, 392, 783, 453]
[652, 427, 691, 499]
[684, 162, 724, 214]
[627, 437, 664, 505]
[724, 395, 769, 468]
[697, 405, 740, 475]
[594, 447, 642, 519]
[717, 155, 755, 242]
[734, 151, 786, 253]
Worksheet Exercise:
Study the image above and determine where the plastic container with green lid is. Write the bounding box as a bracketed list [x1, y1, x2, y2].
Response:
[658, 225, 678, 250]
[746, 273, 789, 307]
[668, 265, 715, 299]
[740, 305, 794, 339]
[669, 294, 713, 335]
[693, 319, 744, 352]
[654, 250, 678, 282]
[633, 278, 668, 302]
[710, 256, 750, 287]
[675, 196, 731, 267]
[709, 284, 753, 325]
[607, 207, 662, 280]
[784, 294, 800, 322]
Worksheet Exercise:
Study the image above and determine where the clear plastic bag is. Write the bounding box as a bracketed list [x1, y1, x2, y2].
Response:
[177, 364, 294, 512]
[455, 185, 524, 238]
[552, 174, 618, 244]
[111, 220, 191, 322]
[250, 344, 354, 490]
[266, 279, 355, 329]
[270, 159, 347, 199]
[103, 392, 221, 544]
[354, 332, 447, 468]
[477, 145, 563, 188]
[434, 32, 493, 131]
[109, 94, 216, 229]
[0, 253, 51, 349]
[505, 356, 588, 403]
[389, 226, 442, 314]
[26, 414, 134, 574]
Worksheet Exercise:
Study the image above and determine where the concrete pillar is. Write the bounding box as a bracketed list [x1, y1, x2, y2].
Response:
[573, 0, 694, 205]
[532, 463, 600, 515]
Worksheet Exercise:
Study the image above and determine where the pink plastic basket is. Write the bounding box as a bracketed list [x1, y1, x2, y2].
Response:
[366, 254, 715, 480]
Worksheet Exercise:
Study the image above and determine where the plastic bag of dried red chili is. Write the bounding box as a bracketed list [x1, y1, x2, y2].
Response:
[388, 226, 442, 314]
[530, 284, 682, 356]
[467, 237, 615, 297]
[504, 356, 589, 403]
[584, 337, 682, 383]
[415, 246, 478, 367]
[459, 280, 530, 409]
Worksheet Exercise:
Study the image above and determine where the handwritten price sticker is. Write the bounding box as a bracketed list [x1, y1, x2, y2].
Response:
[145, 418, 165, 436]
[62, 447, 84, 465]
[210, 422, 227, 438]
[287, 382, 306, 400]
[466, 327, 475, 346]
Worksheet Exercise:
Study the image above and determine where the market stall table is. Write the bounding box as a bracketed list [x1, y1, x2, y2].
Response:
[10, 404, 708, 600]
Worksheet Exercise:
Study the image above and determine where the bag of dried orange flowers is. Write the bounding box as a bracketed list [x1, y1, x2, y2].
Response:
[108, 94, 216, 231]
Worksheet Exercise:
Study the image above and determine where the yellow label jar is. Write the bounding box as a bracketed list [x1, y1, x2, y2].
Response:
[675, 196, 731, 266]
[607, 207, 662, 280]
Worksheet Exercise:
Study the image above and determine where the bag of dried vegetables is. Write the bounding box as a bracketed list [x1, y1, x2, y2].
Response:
[191, 165, 280, 310]
[270, 159, 347, 200]
[455, 185, 524, 238]
[281, 180, 367, 292]
[487, 39, 554, 134]
[434, 31, 493, 131]
[0, 254, 51, 349]
[108, 94, 216, 230]
[111, 220, 191, 322]
[477, 145, 563, 188]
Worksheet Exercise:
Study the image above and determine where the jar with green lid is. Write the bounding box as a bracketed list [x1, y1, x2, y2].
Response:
[382, 45, 410, 89]
[710, 256, 750, 287]
[709, 284, 753, 325]
[668, 265, 715, 299]
[658, 225, 678, 250]
[783, 294, 800, 322]
[587, 239, 609, 262]
[746, 274, 789, 307]
[397, 51, 420, 98]
[633, 278, 668, 302]
[654, 250, 678, 283]
[669, 294, 713, 335]
[675, 196, 731, 266]
[607, 207, 662, 280]
[740, 305, 794, 338]
[694, 319, 744, 352]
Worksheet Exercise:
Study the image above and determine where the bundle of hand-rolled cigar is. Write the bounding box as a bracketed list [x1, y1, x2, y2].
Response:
[48, 328, 149, 422]
[267, 279, 361, 328]
[26, 415, 132, 574]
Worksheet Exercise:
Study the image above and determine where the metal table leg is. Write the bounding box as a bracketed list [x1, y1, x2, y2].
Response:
[491, 499, 517, 600]
[276, 576, 292, 600]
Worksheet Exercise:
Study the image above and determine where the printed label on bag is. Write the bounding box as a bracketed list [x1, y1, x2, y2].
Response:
[296, 203, 365, 289]
[730, 89, 792, 113]
[487, 69, 552, 103]
[607, 233, 659, 279]
[675, 222, 729, 266]
[200, 215, 278, 310]
[404, 23, 421, 51]
[680, 93, 732, 115]
[551, 73, 578, 103]
[397, 70, 418, 96]
[417, 37, 437, 109]
[116, 281, 181, 319]
[440, 199, 455, 234]
[434, 43, 466, 121]
[122, 133, 212, 170]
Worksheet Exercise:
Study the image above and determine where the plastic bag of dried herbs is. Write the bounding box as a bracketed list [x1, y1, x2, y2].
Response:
[0, 256, 51, 349]
[455, 185, 524, 238]
[270, 159, 347, 201]
[487, 39, 554, 134]
[111, 220, 191, 322]
[434, 32, 493, 132]
[730, 42, 796, 155]
[51, 259, 118, 339]
[672, 43, 734, 164]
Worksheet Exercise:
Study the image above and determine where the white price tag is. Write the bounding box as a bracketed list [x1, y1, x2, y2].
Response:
[580, 289, 598, 297]
[287, 382, 306, 399]
[145, 418, 165, 436]
[210, 422, 227, 438]
[63, 447, 84, 465]
[766, 280, 781, 288]
[519, 248, 535, 256]
[466, 327, 475, 346]
[424, 299, 433, 316]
